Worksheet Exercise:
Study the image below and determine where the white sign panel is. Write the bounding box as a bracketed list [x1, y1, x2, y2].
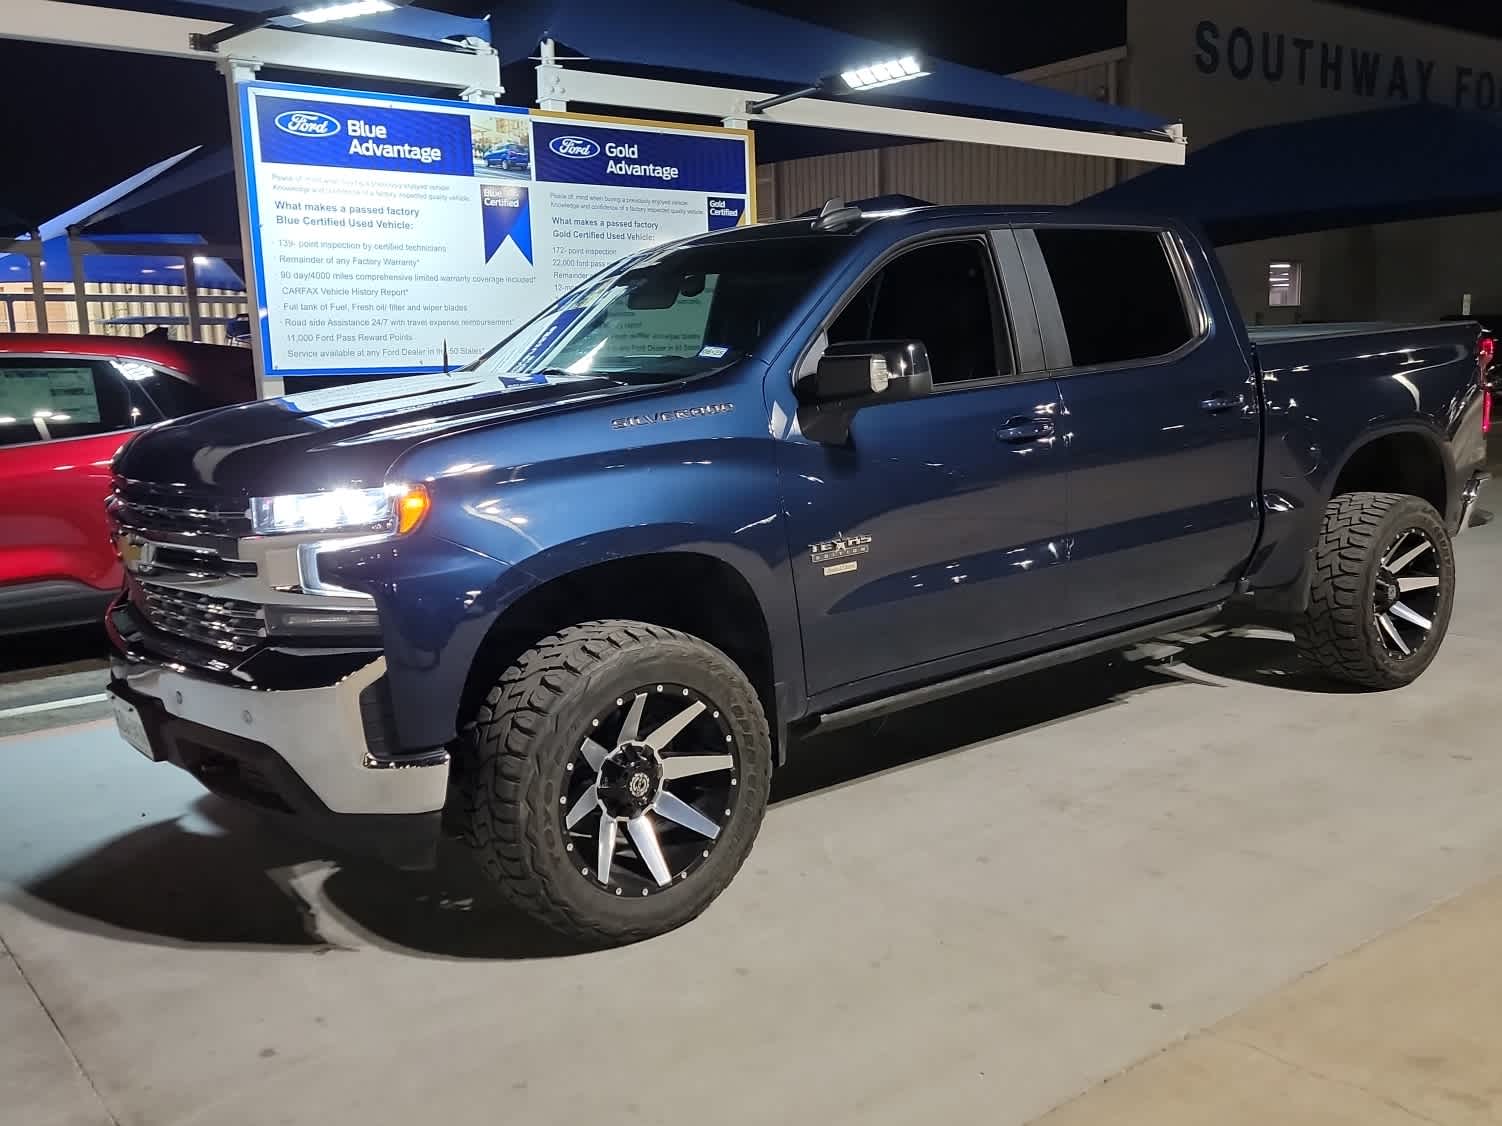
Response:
[237, 81, 756, 381]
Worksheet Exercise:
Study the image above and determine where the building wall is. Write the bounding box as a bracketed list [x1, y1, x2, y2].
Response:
[1126, 0, 1502, 323]
[760, 58, 1120, 219]
[764, 2, 1502, 326]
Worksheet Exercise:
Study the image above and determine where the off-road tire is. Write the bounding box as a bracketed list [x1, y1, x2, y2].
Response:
[454, 620, 771, 945]
[1294, 491, 1455, 688]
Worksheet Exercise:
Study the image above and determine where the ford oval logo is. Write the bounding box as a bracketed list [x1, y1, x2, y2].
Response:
[274, 110, 341, 138]
[549, 135, 601, 159]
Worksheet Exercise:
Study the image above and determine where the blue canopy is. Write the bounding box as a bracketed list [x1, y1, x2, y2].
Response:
[89, 1, 489, 47]
[0, 234, 244, 289]
[493, 0, 1173, 139]
[0, 204, 32, 241]
[1084, 103, 1502, 244]
[77, 148, 240, 246]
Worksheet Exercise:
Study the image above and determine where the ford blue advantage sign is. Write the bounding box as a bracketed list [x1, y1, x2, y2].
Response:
[531, 120, 749, 194]
[238, 80, 755, 382]
[255, 94, 475, 177]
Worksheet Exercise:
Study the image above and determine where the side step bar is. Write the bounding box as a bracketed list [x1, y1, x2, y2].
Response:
[815, 605, 1224, 734]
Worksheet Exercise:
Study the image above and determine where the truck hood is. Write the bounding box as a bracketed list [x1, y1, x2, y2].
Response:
[114, 370, 625, 496]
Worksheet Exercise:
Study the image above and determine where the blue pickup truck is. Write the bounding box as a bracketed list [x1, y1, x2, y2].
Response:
[107, 204, 1490, 944]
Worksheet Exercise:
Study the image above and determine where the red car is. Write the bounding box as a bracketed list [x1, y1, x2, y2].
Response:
[0, 333, 254, 634]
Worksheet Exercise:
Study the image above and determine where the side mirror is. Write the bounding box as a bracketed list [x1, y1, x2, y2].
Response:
[796, 341, 933, 445]
[801, 340, 934, 406]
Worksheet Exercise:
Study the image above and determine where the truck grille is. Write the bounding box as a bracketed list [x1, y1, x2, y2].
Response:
[111, 481, 252, 540]
[131, 585, 267, 654]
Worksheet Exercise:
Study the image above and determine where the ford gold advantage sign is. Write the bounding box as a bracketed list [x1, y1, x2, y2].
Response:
[237, 81, 756, 379]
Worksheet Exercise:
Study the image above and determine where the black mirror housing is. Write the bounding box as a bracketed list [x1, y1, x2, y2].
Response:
[801, 340, 934, 406]
[796, 340, 935, 445]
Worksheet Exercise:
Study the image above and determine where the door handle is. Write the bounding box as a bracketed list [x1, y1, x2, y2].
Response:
[997, 417, 1056, 443]
[1200, 393, 1246, 413]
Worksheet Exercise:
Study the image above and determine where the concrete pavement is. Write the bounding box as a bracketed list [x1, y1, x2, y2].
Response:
[2, 498, 1501, 1126]
[1036, 876, 1502, 1125]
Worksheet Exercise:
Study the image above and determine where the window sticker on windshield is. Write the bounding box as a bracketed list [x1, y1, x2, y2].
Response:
[698, 345, 730, 359]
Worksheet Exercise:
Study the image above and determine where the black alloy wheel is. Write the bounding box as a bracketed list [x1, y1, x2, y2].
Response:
[560, 682, 742, 897]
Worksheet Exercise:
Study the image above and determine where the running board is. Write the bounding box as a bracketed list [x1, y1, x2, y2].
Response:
[814, 605, 1224, 734]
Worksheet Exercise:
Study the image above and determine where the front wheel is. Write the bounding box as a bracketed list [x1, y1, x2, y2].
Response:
[1295, 491, 1456, 688]
[454, 620, 772, 946]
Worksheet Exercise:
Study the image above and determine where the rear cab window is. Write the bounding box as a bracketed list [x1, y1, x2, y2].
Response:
[1032, 227, 1199, 368]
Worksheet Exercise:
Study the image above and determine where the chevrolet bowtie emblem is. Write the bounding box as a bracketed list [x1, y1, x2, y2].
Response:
[116, 535, 158, 575]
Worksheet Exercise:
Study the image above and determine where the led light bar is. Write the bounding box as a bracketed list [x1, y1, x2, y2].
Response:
[840, 56, 927, 91]
[290, 0, 396, 24]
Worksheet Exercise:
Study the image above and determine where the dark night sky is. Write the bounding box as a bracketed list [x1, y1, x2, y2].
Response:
[3, 1, 1502, 225]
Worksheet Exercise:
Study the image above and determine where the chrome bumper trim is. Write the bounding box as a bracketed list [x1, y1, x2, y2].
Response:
[114, 656, 449, 816]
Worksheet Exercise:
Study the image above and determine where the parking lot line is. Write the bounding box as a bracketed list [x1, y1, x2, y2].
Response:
[0, 694, 109, 720]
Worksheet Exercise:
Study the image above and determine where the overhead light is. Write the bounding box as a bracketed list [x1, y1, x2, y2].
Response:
[840, 56, 927, 91]
[291, 1, 395, 24]
[191, 0, 402, 51]
[193, 256, 211, 265]
[747, 54, 928, 115]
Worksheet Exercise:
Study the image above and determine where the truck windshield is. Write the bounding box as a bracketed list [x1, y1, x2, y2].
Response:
[471, 237, 843, 382]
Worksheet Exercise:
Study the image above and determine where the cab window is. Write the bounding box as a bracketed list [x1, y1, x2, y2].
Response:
[827, 239, 1013, 386]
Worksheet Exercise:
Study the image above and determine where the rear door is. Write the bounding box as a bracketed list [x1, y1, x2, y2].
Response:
[1018, 226, 1261, 622]
[778, 232, 1071, 696]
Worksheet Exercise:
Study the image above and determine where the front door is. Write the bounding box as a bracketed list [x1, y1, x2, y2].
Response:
[777, 236, 1070, 697]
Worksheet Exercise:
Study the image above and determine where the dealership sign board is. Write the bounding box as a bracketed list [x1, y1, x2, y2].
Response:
[236, 81, 756, 381]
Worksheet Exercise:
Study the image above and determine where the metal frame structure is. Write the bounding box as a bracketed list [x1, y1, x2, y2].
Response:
[2, 2, 1184, 391]
[534, 40, 1187, 166]
[0, 0, 503, 97]
[0, 0, 503, 367]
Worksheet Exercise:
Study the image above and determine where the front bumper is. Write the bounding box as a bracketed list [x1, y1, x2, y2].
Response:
[109, 655, 449, 869]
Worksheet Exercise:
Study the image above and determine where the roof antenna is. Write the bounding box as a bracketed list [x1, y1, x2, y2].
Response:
[812, 197, 863, 232]
[442, 337, 451, 374]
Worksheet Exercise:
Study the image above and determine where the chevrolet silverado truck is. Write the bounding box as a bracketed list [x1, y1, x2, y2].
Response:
[106, 204, 1491, 945]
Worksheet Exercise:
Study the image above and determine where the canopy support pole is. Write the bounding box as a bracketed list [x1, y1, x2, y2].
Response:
[68, 237, 89, 334]
[182, 254, 204, 342]
[537, 39, 568, 111]
[26, 234, 47, 333]
[220, 56, 275, 395]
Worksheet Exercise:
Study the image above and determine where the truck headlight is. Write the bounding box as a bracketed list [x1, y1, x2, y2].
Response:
[250, 484, 429, 536]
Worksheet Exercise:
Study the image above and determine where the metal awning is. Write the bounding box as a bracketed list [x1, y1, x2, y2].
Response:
[502, 0, 1185, 166]
[1085, 103, 1502, 243]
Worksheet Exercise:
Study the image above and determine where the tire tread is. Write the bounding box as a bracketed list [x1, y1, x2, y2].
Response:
[1294, 491, 1450, 688]
[455, 619, 768, 945]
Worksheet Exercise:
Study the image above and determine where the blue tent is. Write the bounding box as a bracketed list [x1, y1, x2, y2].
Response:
[89, 0, 489, 48]
[75, 148, 240, 248]
[0, 234, 244, 290]
[493, 0, 1173, 142]
[0, 146, 244, 290]
[1084, 103, 1502, 244]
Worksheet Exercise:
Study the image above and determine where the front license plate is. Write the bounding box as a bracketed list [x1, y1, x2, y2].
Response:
[111, 693, 157, 760]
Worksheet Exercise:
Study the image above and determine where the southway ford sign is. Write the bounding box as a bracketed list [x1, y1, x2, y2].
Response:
[1194, 18, 1502, 111]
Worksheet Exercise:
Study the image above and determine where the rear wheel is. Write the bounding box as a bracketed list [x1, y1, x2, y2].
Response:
[455, 620, 772, 946]
[1295, 491, 1455, 688]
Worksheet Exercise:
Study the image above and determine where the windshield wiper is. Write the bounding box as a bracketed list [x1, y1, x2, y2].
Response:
[529, 367, 670, 386]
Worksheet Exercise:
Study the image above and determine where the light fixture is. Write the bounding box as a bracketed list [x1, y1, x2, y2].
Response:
[747, 53, 928, 114]
[290, 0, 395, 24]
[191, 0, 400, 52]
[840, 56, 927, 91]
